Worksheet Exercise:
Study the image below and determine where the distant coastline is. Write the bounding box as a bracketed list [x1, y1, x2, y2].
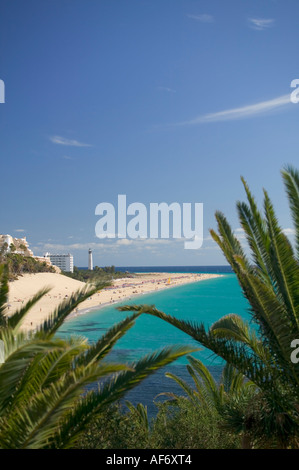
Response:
[69, 271, 224, 320]
[77, 265, 233, 274]
[6, 270, 226, 331]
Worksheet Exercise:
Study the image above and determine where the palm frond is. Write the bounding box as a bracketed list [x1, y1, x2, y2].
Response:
[210, 313, 270, 363]
[37, 282, 110, 337]
[238, 177, 272, 279]
[76, 312, 142, 367]
[236, 200, 271, 283]
[7, 336, 89, 414]
[53, 345, 197, 448]
[125, 401, 149, 432]
[281, 165, 299, 258]
[210, 211, 252, 274]
[0, 362, 129, 449]
[0, 334, 62, 416]
[0, 264, 9, 326]
[263, 190, 299, 331]
[118, 304, 277, 392]
[7, 287, 51, 333]
[164, 371, 200, 405]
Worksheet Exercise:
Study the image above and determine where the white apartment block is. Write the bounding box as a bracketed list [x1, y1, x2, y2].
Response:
[45, 253, 74, 273]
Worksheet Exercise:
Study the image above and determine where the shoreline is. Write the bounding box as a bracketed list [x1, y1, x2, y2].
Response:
[6, 272, 223, 331]
[67, 273, 223, 321]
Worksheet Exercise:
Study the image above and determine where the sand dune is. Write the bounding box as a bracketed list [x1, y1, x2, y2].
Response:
[7, 273, 86, 331]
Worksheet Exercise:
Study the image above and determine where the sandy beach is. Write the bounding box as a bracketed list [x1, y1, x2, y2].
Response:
[6, 272, 221, 331]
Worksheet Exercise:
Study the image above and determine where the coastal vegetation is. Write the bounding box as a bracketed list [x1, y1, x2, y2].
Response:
[76, 398, 241, 449]
[120, 166, 299, 449]
[0, 264, 194, 448]
[62, 265, 132, 283]
[77, 359, 250, 449]
[0, 249, 55, 279]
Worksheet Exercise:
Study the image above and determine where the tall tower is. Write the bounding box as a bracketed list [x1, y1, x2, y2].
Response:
[88, 248, 93, 271]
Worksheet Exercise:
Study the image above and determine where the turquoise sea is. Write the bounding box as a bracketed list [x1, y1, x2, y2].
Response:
[58, 269, 251, 414]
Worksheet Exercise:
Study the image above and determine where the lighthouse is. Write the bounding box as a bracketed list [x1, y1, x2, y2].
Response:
[88, 248, 93, 271]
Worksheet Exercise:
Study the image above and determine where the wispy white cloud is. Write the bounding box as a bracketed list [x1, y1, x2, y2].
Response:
[234, 227, 296, 250]
[50, 136, 92, 147]
[14, 229, 26, 233]
[248, 18, 275, 30]
[202, 245, 221, 251]
[37, 237, 185, 254]
[116, 239, 133, 246]
[41, 242, 107, 252]
[62, 155, 73, 160]
[174, 94, 291, 126]
[234, 227, 246, 240]
[157, 86, 176, 93]
[282, 228, 295, 236]
[187, 14, 214, 23]
[115, 238, 182, 248]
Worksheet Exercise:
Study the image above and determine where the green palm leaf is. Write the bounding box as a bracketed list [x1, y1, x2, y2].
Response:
[281, 165, 299, 258]
[1, 362, 129, 449]
[37, 282, 109, 337]
[76, 311, 142, 367]
[53, 345, 198, 448]
[7, 287, 51, 332]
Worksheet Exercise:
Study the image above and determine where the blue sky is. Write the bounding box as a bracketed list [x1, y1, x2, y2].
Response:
[0, 0, 298, 267]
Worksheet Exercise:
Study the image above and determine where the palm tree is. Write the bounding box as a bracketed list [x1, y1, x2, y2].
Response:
[0, 264, 196, 449]
[119, 166, 299, 448]
[125, 401, 150, 438]
[158, 355, 257, 448]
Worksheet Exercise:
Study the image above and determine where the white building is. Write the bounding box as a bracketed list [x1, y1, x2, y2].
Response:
[45, 253, 74, 273]
[0, 234, 34, 256]
[3, 235, 13, 250]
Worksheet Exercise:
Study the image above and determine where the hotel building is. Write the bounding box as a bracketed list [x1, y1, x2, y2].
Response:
[45, 253, 74, 273]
